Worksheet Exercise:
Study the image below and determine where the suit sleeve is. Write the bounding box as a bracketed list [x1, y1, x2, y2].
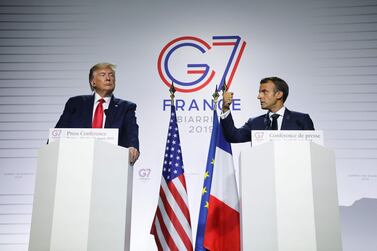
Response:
[220, 112, 251, 143]
[55, 98, 75, 128]
[303, 114, 315, 130]
[121, 103, 139, 150]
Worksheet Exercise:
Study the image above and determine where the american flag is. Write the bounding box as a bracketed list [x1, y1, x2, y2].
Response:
[151, 105, 193, 251]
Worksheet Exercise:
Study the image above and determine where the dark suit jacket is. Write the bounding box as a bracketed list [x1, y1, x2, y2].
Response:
[55, 94, 139, 150]
[221, 108, 314, 143]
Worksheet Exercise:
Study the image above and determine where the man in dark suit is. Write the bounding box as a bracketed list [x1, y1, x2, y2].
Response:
[221, 77, 314, 143]
[55, 63, 140, 164]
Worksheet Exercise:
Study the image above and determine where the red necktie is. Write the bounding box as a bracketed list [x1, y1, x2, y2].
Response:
[92, 98, 105, 128]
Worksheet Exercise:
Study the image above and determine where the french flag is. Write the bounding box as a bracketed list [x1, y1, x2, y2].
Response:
[203, 115, 240, 251]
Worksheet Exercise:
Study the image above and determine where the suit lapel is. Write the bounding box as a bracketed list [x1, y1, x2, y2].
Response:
[83, 95, 94, 128]
[105, 95, 118, 128]
[281, 108, 292, 130]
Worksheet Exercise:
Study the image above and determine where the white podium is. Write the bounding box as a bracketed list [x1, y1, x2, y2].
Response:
[29, 139, 133, 251]
[240, 141, 342, 251]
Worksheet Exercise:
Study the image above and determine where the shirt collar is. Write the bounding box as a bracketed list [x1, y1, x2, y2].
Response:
[269, 106, 286, 118]
[94, 92, 111, 104]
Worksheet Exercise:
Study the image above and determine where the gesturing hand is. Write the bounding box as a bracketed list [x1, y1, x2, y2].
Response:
[222, 91, 234, 112]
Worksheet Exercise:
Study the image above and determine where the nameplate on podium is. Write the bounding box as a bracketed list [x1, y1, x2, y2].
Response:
[251, 130, 324, 146]
[49, 128, 119, 145]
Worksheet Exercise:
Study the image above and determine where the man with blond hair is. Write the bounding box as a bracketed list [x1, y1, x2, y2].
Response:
[55, 62, 139, 164]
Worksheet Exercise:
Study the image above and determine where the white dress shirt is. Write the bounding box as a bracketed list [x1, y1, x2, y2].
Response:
[269, 106, 285, 130]
[92, 92, 111, 128]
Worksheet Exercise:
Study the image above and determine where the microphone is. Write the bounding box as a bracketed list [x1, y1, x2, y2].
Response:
[104, 109, 109, 116]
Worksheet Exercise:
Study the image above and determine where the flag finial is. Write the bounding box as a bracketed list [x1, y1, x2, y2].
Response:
[212, 85, 220, 110]
[170, 82, 176, 104]
[221, 79, 228, 94]
[221, 80, 231, 109]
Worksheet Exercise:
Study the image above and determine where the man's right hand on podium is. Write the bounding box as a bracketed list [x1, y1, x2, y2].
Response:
[129, 147, 139, 166]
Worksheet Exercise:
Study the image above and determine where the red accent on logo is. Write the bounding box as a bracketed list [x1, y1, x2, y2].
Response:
[187, 70, 206, 74]
[212, 42, 236, 46]
[226, 41, 247, 91]
[157, 36, 215, 93]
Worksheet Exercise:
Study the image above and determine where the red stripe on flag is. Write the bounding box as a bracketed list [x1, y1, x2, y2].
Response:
[166, 176, 191, 221]
[178, 174, 188, 190]
[160, 183, 193, 250]
[153, 224, 163, 251]
[156, 207, 179, 251]
[204, 195, 241, 251]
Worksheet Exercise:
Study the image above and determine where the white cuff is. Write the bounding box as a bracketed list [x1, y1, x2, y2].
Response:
[220, 110, 231, 119]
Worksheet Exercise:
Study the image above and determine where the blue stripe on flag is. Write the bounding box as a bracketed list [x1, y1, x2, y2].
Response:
[195, 110, 219, 251]
[217, 125, 232, 155]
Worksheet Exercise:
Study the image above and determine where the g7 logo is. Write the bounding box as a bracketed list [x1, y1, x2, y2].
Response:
[254, 132, 264, 139]
[51, 129, 61, 137]
[138, 168, 151, 178]
[158, 36, 246, 93]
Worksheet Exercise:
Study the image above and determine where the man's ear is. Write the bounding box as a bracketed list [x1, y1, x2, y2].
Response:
[91, 81, 96, 88]
[275, 91, 283, 100]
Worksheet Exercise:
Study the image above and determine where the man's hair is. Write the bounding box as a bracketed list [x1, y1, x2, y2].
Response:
[260, 77, 289, 102]
[89, 63, 116, 91]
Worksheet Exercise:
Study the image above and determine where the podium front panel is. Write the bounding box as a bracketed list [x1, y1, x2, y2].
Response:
[29, 139, 131, 251]
[240, 141, 342, 251]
